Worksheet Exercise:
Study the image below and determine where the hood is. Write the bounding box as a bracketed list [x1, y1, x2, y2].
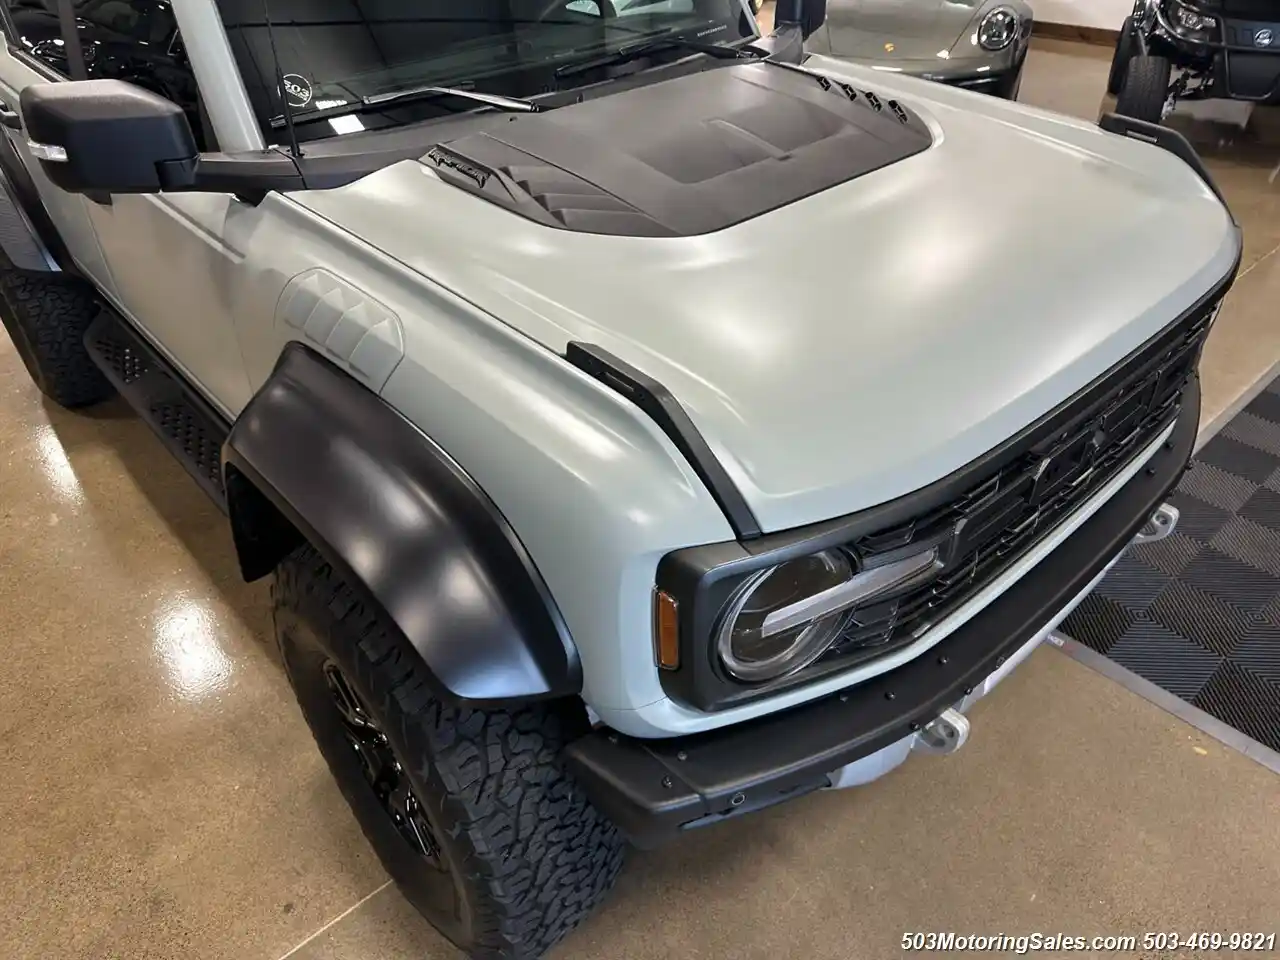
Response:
[293, 59, 1240, 535]
[821, 0, 989, 60]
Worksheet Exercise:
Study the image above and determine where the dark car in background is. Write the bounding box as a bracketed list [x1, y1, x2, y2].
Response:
[1111, 0, 1280, 123]
[805, 0, 1033, 99]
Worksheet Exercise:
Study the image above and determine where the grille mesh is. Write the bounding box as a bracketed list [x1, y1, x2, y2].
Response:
[816, 304, 1218, 669]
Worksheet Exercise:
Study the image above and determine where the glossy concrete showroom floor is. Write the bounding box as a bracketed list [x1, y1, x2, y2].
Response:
[4, 40, 1280, 960]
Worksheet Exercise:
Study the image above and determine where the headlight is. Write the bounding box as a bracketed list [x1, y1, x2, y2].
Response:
[716, 550, 853, 682]
[977, 7, 1020, 51]
[713, 545, 944, 684]
[1166, 0, 1217, 36]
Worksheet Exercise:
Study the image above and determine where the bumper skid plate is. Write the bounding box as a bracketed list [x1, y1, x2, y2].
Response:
[565, 382, 1198, 849]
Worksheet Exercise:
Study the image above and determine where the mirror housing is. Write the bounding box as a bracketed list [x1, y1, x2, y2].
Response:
[20, 79, 200, 194]
[773, 0, 828, 38]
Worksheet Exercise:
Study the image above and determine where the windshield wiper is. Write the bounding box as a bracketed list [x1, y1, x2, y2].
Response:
[554, 34, 763, 80]
[272, 83, 538, 129]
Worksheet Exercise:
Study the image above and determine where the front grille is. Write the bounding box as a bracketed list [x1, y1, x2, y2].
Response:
[817, 302, 1218, 668]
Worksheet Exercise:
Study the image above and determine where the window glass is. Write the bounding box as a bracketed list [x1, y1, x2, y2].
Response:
[0, 1, 210, 148]
[215, 0, 757, 139]
[77, 0, 152, 40]
[2, 1, 73, 76]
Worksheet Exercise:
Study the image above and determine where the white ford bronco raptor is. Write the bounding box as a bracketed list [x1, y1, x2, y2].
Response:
[0, 0, 1241, 956]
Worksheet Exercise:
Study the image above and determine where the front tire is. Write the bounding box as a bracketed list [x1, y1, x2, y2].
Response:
[1107, 17, 1137, 95]
[1115, 54, 1172, 123]
[0, 269, 113, 408]
[273, 545, 625, 960]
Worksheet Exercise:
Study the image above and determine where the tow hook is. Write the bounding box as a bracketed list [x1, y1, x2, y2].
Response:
[1133, 502, 1179, 545]
[912, 707, 970, 756]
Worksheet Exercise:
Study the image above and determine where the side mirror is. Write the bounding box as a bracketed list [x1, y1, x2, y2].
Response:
[801, 0, 827, 37]
[774, 0, 828, 38]
[19, 79, 199, 194]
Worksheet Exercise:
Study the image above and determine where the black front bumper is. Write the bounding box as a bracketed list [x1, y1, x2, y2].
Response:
[948, 65, 1022, 99]
[941, 44, 1028, 99]
[1153, 11, 1280, 100]
[564, 379, 1200, 849]
[1214, 20, 1280, 100]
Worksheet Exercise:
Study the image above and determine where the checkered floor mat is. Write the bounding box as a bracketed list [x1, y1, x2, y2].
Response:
[1062, 382, 1280, 754]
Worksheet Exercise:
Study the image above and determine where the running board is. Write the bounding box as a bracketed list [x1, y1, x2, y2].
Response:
[83, 309, 230, 510]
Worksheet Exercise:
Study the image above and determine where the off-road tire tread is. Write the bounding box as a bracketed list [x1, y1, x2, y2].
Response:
[0, 269, 112, 408]
[1107, 17, 1135, 95]
[1116, 55, 1171, 124]
[273, 544, 625, 960]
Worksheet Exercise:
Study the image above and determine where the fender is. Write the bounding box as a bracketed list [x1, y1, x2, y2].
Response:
[222, 342, 582, 706]
[0, 131, 74, 272]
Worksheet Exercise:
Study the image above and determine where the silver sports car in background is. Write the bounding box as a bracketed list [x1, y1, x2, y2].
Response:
[805, 0, 1034, 99]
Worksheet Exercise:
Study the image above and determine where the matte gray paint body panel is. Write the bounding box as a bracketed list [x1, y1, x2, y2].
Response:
[294, 61, 1239, 536]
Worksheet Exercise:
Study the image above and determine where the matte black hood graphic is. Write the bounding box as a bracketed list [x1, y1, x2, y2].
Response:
[421, 62, 933, 237]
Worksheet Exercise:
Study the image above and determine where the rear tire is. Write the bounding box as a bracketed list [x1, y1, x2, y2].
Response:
[0, 269, 113, 409]
[273, 545, 625, 960]
[1115, 54, 1172, 123]
[1107, 17, 1137, 95]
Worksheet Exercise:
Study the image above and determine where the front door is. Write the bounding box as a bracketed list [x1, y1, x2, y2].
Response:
[2, 0, 256, 417]
[0, 1, 115, 289]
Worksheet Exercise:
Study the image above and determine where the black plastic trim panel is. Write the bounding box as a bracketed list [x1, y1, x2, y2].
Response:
[426, 60, 932, 237]
[83, 307, 232, 506]
[565, 379, 1200, 850]
[223, 343, 582, 707]
[0, 133, 73, 272]
[566, 341, 761, 540]
[1098, 112, 1234, 220]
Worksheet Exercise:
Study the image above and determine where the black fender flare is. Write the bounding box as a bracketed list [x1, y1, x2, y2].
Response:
[222, 342, 582, 707]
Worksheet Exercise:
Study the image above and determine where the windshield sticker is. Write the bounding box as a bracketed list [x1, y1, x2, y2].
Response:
[281, 74, 314, 109]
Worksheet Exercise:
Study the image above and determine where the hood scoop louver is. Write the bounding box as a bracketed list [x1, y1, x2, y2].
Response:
[420, 62, 933, 238]
[807, 71, 919, 130]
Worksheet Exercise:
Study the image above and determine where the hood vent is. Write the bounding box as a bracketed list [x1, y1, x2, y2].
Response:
[803, 71, 916, 127]
[423, 143, 674, 236]
[420, 62, 933, 238]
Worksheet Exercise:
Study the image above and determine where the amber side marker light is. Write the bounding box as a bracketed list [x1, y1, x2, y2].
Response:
[653, 589, 681, 670]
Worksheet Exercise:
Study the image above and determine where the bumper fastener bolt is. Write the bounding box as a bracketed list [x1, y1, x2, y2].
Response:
[884, 691, 896, 701]
[661, 776, 673, 789]
[676, 751, 688, 761]
[964, 686, 974, 696]
[937, 655, 949, 665]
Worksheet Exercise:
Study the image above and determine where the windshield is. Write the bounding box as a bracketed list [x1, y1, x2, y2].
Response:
[217, 0, 759, 138]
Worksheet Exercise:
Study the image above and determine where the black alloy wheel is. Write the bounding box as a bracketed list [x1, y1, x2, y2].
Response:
[321, 661, 447, 868]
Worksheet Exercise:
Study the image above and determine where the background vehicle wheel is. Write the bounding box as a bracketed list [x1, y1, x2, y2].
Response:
[0, 268, 113, 408]
[274, 545, 625, 960]
[1107, 17, 1137, 95]
[1115, 55, 1172, 123]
